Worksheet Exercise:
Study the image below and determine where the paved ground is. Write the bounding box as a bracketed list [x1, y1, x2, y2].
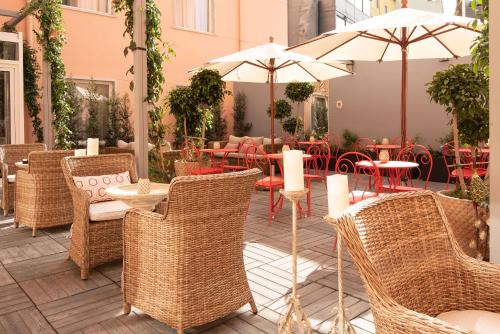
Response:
[0, 178, 448, 334]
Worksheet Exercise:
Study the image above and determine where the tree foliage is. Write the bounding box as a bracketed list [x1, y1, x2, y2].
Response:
[426, 64, 489, 147]
[107, 93, 134, 146]
[85, 81, 100, 138]
[167, 87, 201, 139]
[206, 104, 227, 141]
[282, 116, 303, 135]
[471, 0, 489, 76]
[233, 92, 252, 136]
[285, 82, 315, 103]
[267, 99, 292, 120]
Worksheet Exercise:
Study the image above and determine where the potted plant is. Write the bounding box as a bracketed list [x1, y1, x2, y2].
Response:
[190, 69, 230, 148]
[267, 98, 292, 137]
[285, 82, 315, 135]
[427, 63, 489, 259]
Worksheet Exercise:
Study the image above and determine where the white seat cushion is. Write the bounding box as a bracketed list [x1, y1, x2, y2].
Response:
[437, 310, 500, 334]
[89, 200, 131, 221]
[7, 175, 15, 183]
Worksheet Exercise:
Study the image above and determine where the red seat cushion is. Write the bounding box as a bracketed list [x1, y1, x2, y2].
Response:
[304, 174, 323, 180]
[223, 165, 247, 171]
[256, 176, 284, 188]
[191, 167, 222, 175]
[451, 168, 487, 178]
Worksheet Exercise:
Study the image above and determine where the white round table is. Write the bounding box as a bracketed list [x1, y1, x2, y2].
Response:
[105, 182, 170, 210]
[15, 161, 28, 170]
[356, 160, 419, 169]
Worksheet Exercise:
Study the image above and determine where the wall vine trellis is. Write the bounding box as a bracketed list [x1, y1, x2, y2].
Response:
[113, 0, 175, 151]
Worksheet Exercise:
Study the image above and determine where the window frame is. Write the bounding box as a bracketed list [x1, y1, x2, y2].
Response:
[173, 0, 215, 34]
[61, 0, 114, 16]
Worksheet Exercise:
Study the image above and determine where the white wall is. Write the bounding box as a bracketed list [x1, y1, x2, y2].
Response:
[329, 58, 468, 148]
[490, 1, 499, 263]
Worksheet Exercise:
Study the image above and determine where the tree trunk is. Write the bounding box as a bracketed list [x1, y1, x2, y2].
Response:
[201, 108, 207, 149]
[183, 118, 187, 139]
[452, 113, 467, 194]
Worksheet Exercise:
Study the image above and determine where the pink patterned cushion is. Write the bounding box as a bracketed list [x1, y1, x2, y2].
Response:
[73, 171, 131, 203]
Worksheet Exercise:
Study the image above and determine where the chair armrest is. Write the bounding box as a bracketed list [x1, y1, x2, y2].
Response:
[457, 255, 500, 313]
[375, 303, 469, 334]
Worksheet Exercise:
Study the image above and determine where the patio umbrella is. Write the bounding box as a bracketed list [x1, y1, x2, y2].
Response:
[288, 4, 481, 146]
[193, 37, 353, 152]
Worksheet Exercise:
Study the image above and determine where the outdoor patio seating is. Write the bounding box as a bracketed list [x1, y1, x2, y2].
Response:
[442, 142, 488, 187]
[304, 142, 330, 216]
[390, 144, 433, 192]
[61, 153, 138, 279]
[335, 191, 500, 334]
[14, 150, 74, 236]
[122, 169, 260, 334]
[0, 143, 46, 216]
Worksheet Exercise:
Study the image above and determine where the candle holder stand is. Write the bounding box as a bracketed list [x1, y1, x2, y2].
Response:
[324, 216, 356, 334]
[278, 188, 312, 334]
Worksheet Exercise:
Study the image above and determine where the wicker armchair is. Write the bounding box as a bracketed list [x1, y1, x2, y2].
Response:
[61, 154, 138, 279]
[0, 144, 46, 216]
[336, 191, 500, 334]
[122, 169, 260, 334]
[15, 150, 74, 236]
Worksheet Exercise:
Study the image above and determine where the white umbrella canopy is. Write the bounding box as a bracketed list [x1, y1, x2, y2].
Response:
[288, 7, 481, 145]
[192, 38, 353, 152]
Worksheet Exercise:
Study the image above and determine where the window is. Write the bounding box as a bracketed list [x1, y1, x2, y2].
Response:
[67, 79, 114, 141]
[0, 41, 18, 61]
[62, 0, 110, 14]
[311, 96, 328, 136]
[174, 0, 213, 33]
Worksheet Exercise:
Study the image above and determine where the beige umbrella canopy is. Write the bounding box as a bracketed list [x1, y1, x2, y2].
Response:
[288, 7, 481, 146]
[194, 37, 353, 152]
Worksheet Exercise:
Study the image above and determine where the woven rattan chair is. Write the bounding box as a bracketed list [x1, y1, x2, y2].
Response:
[122, 169, 260, 334]
[61, 153, 137, 279]
[15, 150, 74, 236]
[336, 191, 500, 334]
[0, 144, 46, 216]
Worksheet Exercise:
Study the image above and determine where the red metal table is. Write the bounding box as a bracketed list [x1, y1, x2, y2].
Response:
[356, 160, 419, 190]
[200, 148, 238, 172]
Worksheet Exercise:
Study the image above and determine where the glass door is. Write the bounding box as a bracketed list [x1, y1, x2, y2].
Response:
[0, 69, 12, 144]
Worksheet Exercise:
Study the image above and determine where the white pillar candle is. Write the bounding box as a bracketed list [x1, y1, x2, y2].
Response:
[87, 138, 99, 156]
[213, 141, 220, 149]
[283, 150, 304, 192]
[282, 145, 290, 152]
[327, 174, 350, 219]
[74, 149, 86, 157]
[381, 138, 389, 145]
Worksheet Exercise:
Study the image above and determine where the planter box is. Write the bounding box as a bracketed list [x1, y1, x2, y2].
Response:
[436, 190, 478, 258]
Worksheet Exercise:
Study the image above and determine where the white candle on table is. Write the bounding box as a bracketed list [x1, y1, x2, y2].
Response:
[327, 174, 350, 219]
[283, 150, 304, 192]
[213, 141, 220, 149]
[87, 138, 99, 156]
[75, 149, 86, 157]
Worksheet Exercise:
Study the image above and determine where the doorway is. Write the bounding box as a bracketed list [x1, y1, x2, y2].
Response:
[0, 31, 24, 144]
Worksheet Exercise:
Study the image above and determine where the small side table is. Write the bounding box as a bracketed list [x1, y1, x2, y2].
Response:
[105, 182, 170, 210]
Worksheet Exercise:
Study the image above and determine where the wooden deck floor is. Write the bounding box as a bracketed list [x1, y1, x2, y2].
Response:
[0, 180, 446, 334]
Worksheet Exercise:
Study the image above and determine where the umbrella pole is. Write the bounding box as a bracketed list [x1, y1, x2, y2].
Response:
[401, 30, 408, 148]
[270, 59, 276, 153]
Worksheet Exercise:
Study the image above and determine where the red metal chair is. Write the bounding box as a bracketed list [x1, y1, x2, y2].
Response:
[332, 152, 382, 248]
[353, 137, 377, 159]
[180, 141, 222, 176]
[442, 142, 487, 188]
[335, 152, 382, 204]
[304, 143, 331, 216]
[392, 144, 433, 192]
[223, 141, 249, 172]
[245, 144, 284, 222]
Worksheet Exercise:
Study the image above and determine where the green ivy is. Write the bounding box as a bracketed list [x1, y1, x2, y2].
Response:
[23, 42, 44, 142]
[113, 0, 175, 151]
[471, 0, 489, 76]
[34, 0, 73, 149]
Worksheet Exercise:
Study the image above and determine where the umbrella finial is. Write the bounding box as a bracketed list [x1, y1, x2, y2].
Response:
[401, 0, 408, 8]
[269, 36, 274, 43]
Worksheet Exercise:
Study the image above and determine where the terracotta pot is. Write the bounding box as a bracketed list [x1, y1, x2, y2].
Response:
[436, 190, 478, 258]
[174, 160, 200, 176]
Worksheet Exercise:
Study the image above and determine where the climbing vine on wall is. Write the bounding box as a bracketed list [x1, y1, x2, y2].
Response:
[113, 0, 175, 149]
[33, 0, 73, 149]
[23, 42, 44, 142]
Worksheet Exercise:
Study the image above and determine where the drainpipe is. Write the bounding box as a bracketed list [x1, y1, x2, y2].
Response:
[237, 0, 241, 50]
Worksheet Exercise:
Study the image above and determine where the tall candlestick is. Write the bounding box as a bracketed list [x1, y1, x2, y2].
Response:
[283, 150, 304, 192]
[87, 138, 99, 156]
[327, 174, 350, 219]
